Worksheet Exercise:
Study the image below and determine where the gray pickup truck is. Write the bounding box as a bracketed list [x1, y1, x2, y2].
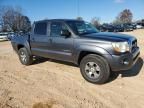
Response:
[11, 19, 140, 84]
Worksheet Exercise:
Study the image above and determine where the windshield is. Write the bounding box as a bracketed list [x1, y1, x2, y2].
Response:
[66, 21, 99, 35]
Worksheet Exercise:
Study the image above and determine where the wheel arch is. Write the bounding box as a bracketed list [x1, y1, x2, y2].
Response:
[78, 51, 105, 65]
[16, 39, 31, 55]
[75, 45, 112, 66]
[17, 44, 25, 50]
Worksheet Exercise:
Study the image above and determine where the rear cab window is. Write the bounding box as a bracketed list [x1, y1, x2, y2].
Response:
[34, 22, 47, 35]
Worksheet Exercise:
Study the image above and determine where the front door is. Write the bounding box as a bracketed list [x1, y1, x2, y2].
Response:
[49, 22, 74, 62]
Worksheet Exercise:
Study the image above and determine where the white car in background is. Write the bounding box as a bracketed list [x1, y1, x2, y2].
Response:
[0, 32, 8, 41]
[136, 24, 143, 29]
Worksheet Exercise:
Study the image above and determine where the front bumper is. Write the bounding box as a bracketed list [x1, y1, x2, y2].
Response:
[109, 47, 140, 71]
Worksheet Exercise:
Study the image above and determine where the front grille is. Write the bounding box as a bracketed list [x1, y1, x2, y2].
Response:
[131, 39, 137, 51]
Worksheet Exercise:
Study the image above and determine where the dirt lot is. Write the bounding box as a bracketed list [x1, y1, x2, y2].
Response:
[0, 29, 144, 108]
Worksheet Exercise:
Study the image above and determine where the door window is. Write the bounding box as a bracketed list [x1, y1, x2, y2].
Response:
[34, 22, 47, 35]
[50, 22, 68, 37]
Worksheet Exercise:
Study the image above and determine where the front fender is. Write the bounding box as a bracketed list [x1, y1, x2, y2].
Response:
[73, 44, 112, 64]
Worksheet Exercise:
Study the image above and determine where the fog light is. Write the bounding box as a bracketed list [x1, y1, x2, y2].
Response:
[123, 59, 129, 65]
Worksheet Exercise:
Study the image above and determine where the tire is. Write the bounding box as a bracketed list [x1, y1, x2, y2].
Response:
[18, 48, 33, 65]
[80, 54, 110, 84]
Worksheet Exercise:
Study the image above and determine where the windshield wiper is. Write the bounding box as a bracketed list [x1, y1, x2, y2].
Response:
[80, 31, 97, 35]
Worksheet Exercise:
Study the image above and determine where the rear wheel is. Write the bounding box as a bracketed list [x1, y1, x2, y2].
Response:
[18, 48, 33, 65]
[80, 54, 110, 84]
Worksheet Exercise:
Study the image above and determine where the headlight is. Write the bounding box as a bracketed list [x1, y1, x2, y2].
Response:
[112, 41, 130, 53]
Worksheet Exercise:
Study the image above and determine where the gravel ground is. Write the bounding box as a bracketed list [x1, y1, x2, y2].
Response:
[0, 29, 144, 108]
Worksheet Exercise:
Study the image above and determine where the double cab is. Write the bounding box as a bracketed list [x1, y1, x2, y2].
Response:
[11, 19, 140, 84]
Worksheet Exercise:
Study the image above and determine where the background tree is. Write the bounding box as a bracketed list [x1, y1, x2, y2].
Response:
[20, 16, 31, 32]
[0, 6, 31, 32]
[113, 16, 122, 24]
[114, 9, 133, 24]
[91, 17, 101, 28]
[0, 6, 4, 32]
[76, 16, 83, 20]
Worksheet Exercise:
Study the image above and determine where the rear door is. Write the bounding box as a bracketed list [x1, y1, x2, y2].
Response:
[30, 21, 52, 57]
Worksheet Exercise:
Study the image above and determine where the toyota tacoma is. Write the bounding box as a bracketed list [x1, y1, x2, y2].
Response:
[11, 19, 140, 84]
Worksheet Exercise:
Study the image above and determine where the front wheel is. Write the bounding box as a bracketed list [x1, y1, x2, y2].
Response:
[80, 54, 110, 84]
[18, 48, 33, 65]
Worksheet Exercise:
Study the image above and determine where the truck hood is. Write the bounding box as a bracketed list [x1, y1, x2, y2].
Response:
[81, 32, 135, 42]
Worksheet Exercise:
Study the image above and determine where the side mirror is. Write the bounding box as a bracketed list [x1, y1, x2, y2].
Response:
[61, 29, 71, 37]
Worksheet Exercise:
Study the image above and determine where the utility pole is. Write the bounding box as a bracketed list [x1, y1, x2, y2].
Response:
[77, 0, 80, 17]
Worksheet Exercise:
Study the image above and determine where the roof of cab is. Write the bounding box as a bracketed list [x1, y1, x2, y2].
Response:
[34, 19, 83, 23]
